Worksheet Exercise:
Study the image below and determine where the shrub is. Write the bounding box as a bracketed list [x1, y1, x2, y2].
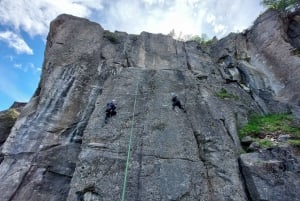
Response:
[188, 35, 216, 46]
[104, 31, 119, 44]
[6, 109, 19, 120]
[261, 0, 299, 11]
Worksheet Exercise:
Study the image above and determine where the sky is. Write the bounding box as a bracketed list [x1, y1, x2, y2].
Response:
[0, 0, 266, 111]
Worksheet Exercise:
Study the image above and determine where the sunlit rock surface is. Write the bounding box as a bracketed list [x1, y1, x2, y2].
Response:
[0, 9, 299, 201]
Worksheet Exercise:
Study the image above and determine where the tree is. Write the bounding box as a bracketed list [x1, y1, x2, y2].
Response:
[261, 0, 299, 11]
[187, 34, 217, 46]
[168, 29, 175, 38]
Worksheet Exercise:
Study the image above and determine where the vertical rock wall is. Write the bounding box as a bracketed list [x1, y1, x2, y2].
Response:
[0, 9, 299, 201]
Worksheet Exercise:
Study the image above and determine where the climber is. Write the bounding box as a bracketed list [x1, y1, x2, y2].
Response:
[105, 99, 117, 124]
[171, 93, 186, 113]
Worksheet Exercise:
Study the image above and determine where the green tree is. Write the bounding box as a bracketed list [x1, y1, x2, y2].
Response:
[187, 34, 216, 46]
[261, 0, 299, 11]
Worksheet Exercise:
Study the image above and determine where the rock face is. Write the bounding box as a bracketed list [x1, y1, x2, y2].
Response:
[240, 147, 300, 201]
[211, 9, 300, 116]
[0, 9, 299, 201]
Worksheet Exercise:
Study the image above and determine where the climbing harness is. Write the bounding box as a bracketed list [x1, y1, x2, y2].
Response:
[121, 78, 139, 201]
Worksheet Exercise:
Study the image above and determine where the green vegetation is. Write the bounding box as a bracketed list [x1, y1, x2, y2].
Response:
[258, 139, 274, 148]
[6, 109, 19, 120]
[239, 113, 300, 138]
[288, 139, 300, 147]
[261, 0, 299, 11]
[188, 35, 215, 46]
[291, 49, 300, 56]
[167, 29, 216, 46]
[239, 149, 247, 155]
[239, 113, 300, 149]
[216, 88, 238, 99]
[103, 31, 119, 44]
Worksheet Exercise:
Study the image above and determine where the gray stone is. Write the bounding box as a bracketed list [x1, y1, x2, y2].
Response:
[247, 142, 260, 152]
[211, 9, 300, 115]
[278, 134, 291, 142]
[240, 147, 300, 201]
[241, 136, 253, 146]
[287, 14, 300, 49]
[0, 8, 299, 201]
[73, 135, 82, 143]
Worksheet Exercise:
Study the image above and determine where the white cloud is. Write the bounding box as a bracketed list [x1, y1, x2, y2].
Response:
[0, 0, 104, 37]
[0, 0, 265, 45]
[14, 63, 23, 69]
[95, 0, 264, 39]
[27, 62, 40, 74]
[206, 14, 216, 24]
[143, 0, 166, 6]
[214, 24, 227, 35]
[13, 62, 40, 74]
[0, 31, 33, 54]
[99, 0, 205, 38]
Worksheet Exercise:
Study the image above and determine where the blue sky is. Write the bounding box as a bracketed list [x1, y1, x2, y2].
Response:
[0, 0, 265, 111]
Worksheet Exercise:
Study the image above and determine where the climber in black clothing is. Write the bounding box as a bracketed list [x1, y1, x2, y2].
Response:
[171, 93, 186, 113]
[105, 100, 117, 124]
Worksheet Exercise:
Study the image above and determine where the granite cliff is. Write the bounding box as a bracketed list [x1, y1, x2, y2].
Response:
[0, 8, 299, 201]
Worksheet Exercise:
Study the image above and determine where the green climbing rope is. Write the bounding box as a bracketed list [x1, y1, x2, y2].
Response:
[121, 79, 139, 201]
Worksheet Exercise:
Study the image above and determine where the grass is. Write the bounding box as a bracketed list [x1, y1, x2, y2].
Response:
[216, 88, 238, 99]
[288, 139, 300, 147]
[239, 113, 300, 139]
[258, 139, 274, 148]
[239, 113, 300, 149]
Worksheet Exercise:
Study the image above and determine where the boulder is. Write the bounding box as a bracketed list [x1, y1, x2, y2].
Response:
[278, 134, 291, 142]
[240, 147, 300, 201]
[241, 136, 254, 146]
[247, 141, 260, 152]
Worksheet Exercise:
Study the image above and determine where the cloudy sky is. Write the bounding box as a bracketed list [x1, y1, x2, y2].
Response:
[0, 0, 265, 111]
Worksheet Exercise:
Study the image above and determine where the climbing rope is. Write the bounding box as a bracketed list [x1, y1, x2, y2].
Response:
[121, 78, 139, 201]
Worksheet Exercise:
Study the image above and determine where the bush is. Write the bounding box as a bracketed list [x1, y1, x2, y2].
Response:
[261, 0, 299, 11]
[6, 109, 19, 120]
[188, 35, 216, 46]
[103, 31, 119, 44]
